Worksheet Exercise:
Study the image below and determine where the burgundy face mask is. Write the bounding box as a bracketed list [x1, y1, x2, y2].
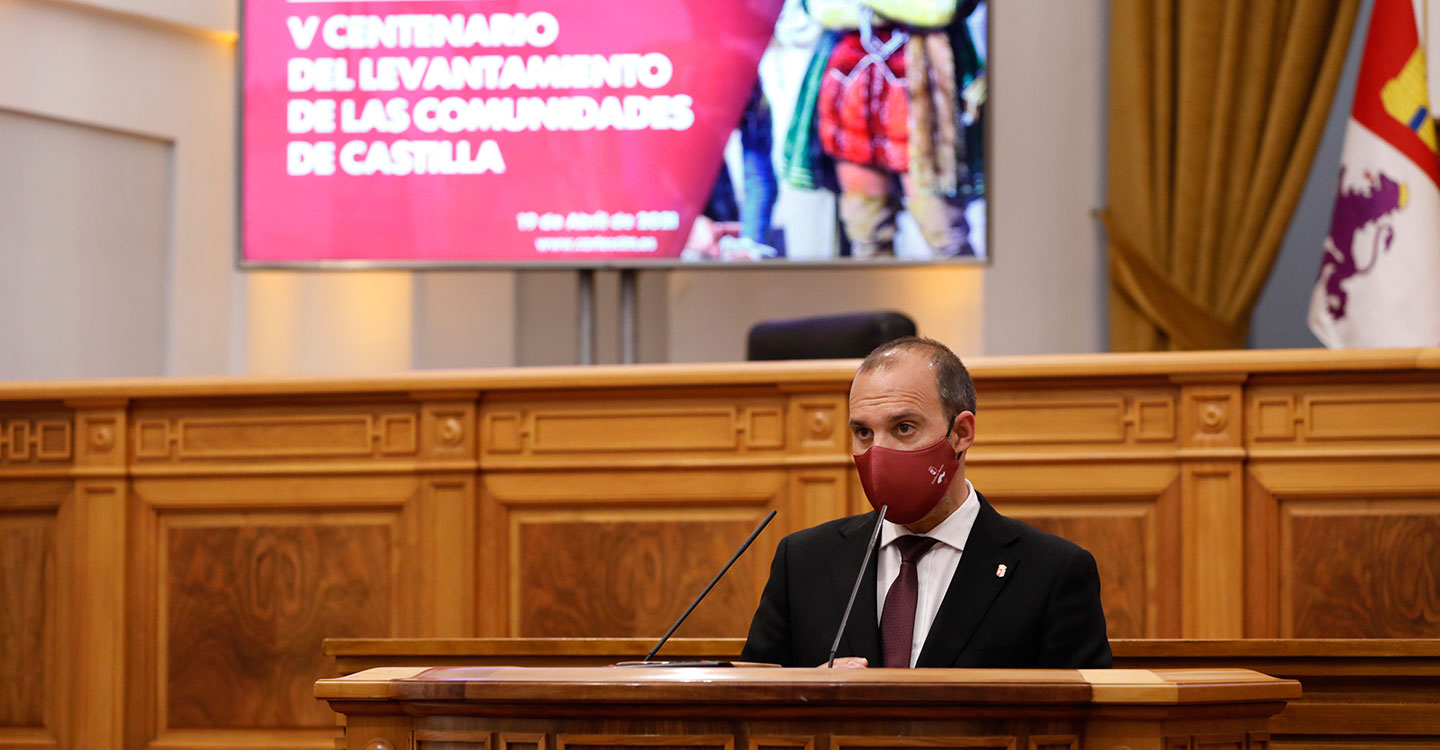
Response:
[853, 434, 960, 525]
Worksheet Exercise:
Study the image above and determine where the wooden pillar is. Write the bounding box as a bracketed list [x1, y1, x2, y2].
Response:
[415, 392, 479, 637]
[1173, 377, 1246, 637]
[66, 399, 130, 749]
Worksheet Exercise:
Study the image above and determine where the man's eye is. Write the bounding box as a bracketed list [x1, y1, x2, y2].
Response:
[855, 428, 871, 439]
[897, 423, 913, 434]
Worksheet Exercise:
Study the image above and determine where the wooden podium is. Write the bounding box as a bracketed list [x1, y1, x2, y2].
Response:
[316, 667, 1297, 750]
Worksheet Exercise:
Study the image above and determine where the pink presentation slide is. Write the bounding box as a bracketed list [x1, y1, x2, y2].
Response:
[242, 0, 779, 263]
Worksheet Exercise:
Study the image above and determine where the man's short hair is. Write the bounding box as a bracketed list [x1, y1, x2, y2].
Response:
[855, 336, 977, 422]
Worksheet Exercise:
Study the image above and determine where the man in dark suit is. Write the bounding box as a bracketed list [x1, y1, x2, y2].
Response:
[741, 337, 1111, 669]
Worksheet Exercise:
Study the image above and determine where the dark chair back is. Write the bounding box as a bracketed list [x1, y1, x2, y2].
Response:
[746, 312, 917, 361]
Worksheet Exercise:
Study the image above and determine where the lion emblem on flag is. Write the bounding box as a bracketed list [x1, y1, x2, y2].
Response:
[1317, 167, 1408, 321]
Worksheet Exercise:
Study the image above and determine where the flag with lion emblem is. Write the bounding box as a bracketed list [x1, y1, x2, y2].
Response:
[1309, 0, 1440, 347]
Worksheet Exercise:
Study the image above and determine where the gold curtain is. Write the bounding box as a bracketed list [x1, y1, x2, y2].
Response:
[1105, 0, 1361, 351]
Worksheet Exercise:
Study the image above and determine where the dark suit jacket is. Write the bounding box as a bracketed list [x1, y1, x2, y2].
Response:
[740, 492, 1112, 668]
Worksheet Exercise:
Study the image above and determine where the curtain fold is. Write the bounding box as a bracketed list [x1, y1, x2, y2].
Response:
[1105, 0, 1361, 351]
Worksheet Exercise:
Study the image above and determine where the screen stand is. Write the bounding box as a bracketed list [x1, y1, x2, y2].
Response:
[575, 269, 641, 366]
[577, 269, 596, 365]
[620, 269, 638, 365]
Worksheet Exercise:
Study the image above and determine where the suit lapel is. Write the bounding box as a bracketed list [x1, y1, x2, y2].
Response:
[916, 492, 1022, 667]
[827, 512, 883, 664]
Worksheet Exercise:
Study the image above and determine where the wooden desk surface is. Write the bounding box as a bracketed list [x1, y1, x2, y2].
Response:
[319, 665, 1296, 704]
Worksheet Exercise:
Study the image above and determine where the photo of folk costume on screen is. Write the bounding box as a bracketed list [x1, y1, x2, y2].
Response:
[684, 0, 986, 262]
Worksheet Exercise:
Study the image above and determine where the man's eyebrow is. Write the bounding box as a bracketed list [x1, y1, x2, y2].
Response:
[849, 411, 923, 428]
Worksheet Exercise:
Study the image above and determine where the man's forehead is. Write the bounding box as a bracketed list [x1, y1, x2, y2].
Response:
[850, 351, 941, 405]
[854, 350, 934, 383]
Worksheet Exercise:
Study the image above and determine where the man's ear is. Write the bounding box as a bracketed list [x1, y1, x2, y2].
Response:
[950, 411, 976, 457]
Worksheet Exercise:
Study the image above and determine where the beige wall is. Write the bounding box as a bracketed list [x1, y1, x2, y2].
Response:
[985, 0, 1109, 354]
[0, 0, 237, 377]
[0, 0, 1110, 378]
[0, 109, 169, 378]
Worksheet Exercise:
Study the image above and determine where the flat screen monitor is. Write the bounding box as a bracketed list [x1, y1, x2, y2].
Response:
[239, 0, 988, 267]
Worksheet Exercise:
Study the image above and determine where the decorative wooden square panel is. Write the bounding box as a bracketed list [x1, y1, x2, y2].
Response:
[1281, 501, 1440, 637]
[513, 511, 769, 638]
[0, 418, 72, 465]
[162, 517, 396, 729]
[532, 409, 740, 452]
[131, 408, 420, 462]
[1303, 394, 1440, 440]
[1193, 734, 1244, 750]
[559, 735, 732, 750]
[417, 729, 493, 750]
[1027, 737, 1076, 750]
[792, 396, 846, 453]
[993, 502, 1163, 638]
[1252, 397, 1297, 441]
[834, 736, 1017, 750]
[0, 513, 52, 728]
[750, 737, 812, 750]
[500, 732, 547, 750]
[979, 397, 1128, 445]
[1134, 399, 1177, 442]
[478, 396, 791, 464]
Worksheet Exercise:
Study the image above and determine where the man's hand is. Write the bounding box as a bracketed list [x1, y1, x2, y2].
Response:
[818, 657, 869, 668]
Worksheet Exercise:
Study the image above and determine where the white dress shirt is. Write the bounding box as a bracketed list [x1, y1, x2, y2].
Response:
[875, 479, 980, 667]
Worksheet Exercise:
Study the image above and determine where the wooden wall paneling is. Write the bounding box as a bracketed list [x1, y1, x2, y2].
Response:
[499, 732, 546, 750]
[1247, 374, 1440, 638]
[0, 513, 52, 735]
[3, 348, 1440, 738]
[832, 735, 1017, 750]
[1279, 499, 1440, 638]
[1246, 377, 1440, 458]
[416, 395, 479, 638]
[477, 468, 506, 638]
[416, 476, 477, 638]
[558, 735, 733, 750]
[847, 464, 869, 517]
[478, 390, 792, 469]
[967, 385, 1179, 461]
[0, 480, 69, 750]
[749, 736, 813, 750]
[1175, 380, 1246, 638]
[0, 411, 74, 478]
[1248, 455, 1440, 638]
[992, 499, 1153, 639]
[480, 469, 788, 639]
[126, 475, 160, 750]
[1243, 473, 1279, 638]
[129, 475, 422, 750]
[787, 469, 852, 533]
[129, 399, 426, 476]
[984, 473, 1181, 639]
[785, 391, 849, 456]
[967, 454, 1180, 636]
[508, 502, 777, 639]
[70, 482, 126, 749]
[66, 402, 128, 750]
[963, 381, 1186, 638]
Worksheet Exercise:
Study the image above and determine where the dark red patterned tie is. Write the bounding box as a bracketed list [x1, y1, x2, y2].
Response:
[880, 535, 941, 668]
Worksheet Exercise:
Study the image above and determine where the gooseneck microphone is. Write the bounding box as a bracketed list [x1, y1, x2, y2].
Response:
[640, 509, 778, 663]
[827, 505, 887, 668]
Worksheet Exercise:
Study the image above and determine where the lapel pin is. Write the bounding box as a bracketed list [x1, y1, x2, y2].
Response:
[996, 564, 1007, 578]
